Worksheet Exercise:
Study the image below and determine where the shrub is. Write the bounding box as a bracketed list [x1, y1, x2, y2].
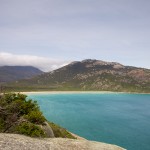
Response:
[0, 93, 46, 134]
[16, 122, 45, 137]
[25, 111, 46, 125]
[0, 93, 76, 139]
[48, 122, 76, 139]
[19, 99, 39, 115]
[0, 93, 39, 116]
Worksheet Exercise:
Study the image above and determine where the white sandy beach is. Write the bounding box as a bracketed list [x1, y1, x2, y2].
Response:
[21, 91, 115, 95]
[21, 91, 150, 95]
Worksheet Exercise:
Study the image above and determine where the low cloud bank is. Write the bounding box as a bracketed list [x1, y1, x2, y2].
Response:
[0, 52, 70, 72]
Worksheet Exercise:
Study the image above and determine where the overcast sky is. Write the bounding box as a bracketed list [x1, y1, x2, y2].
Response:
[0, 0, 150, 71]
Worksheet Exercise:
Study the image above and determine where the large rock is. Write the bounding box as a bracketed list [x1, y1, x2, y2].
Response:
[40, 121, 55, 138]
[0, 133, 125, 150]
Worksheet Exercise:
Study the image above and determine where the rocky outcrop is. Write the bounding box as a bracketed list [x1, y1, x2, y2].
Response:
[40, 121, 55, 138]
[0, 133, 125, 150]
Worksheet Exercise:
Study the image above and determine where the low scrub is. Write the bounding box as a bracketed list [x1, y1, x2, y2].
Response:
[16, 122, 45, 137]
[48, 122, 76, 139]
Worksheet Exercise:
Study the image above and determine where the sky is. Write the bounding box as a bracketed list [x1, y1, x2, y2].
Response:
[0, 0, 150, 71]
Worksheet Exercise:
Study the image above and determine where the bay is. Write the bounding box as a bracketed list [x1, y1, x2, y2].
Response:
[27, 93, 150, 150]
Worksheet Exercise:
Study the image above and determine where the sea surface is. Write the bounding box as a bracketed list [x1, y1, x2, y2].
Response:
[27, 93, 150, 150]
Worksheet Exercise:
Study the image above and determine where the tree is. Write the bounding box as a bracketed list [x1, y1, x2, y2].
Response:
[0, 93, 45, 136]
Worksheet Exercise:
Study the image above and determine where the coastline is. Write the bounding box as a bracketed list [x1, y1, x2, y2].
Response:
[22, 91, 114, 94]
[21, 91, 150, 95]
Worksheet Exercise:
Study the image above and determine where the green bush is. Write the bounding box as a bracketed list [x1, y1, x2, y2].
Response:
[48, 122, 76, 139]
[25, 111, 46, 125]
[0, 93, 76, 139]
[0, 93, 46, 134]
[16, 122, 45, 137]
[0, 93, 39, 116]
[19, 99, 39, 115]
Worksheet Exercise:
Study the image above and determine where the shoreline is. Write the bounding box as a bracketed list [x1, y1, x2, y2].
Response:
[21, 91, 150, 95]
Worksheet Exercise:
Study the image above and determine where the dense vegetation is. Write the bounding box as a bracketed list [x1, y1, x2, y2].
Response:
[0, 93, 75, 138]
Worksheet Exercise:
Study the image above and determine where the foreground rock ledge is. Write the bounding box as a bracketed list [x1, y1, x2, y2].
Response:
[0, 133, 125, 150]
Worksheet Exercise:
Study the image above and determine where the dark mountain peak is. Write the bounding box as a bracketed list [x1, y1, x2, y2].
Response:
[48, 60, 125, 76]
[0, 66, 42, 71]
[66, 59, 125, 69]
[81, 59, 123, 66]
[68, 61, 80, 66]
[0, 66, 43, 83]
[81, 59, 97, 63]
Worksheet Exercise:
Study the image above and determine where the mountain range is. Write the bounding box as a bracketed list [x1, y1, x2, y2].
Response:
[0, 66, 43, 83]
[4, 59, 150, 93]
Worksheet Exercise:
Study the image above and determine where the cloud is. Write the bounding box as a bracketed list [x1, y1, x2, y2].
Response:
[0, 52, 70, 72]
[0, 0, 150, 69]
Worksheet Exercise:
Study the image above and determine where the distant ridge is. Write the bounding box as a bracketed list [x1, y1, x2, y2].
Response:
[0, 66, 43, 83]
[5, 59, 150, 93]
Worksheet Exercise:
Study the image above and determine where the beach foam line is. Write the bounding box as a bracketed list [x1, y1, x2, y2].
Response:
[20, 91, 150, 95]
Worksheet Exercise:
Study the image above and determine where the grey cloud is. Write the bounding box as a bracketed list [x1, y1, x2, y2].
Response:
[0, 0, 150, 69]
[0, 52, 70, 71]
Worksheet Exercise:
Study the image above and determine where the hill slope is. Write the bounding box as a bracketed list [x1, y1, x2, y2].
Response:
[0, 66, 43, 83]
[6, 59, 150, 93]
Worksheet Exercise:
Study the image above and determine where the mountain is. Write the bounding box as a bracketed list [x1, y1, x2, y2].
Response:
[5, 59, 150, 93]
[0, 66, 43, 83]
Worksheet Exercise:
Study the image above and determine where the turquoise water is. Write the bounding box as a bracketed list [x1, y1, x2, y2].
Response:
[28, 93, 150, 150]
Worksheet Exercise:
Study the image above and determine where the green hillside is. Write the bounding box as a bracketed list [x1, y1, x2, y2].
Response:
[3, 59, 150, 93]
